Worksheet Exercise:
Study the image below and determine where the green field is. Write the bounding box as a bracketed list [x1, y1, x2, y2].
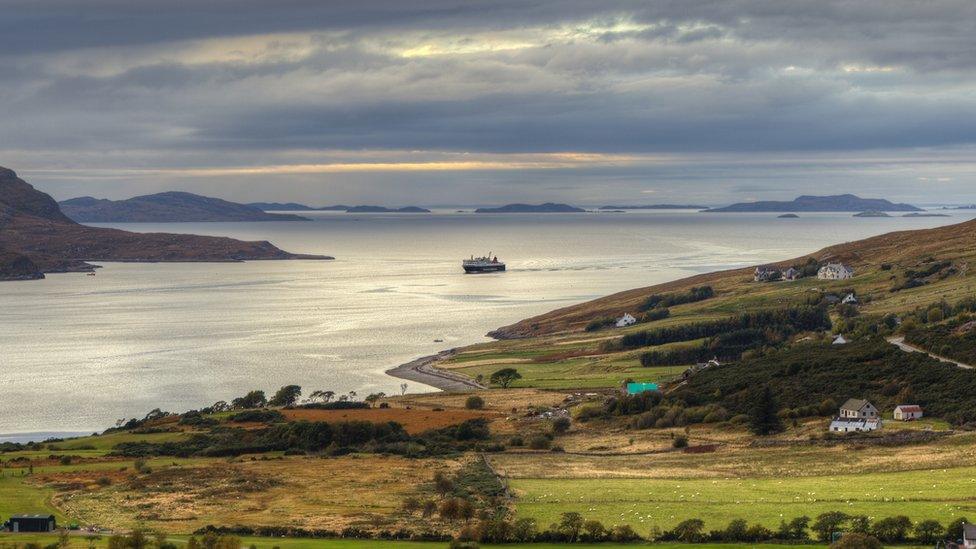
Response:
[511, 466, 976, 533]
[0, 534, 867, 548]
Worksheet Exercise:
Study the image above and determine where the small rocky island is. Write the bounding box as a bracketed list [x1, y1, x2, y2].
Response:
[475, 202, 585, 213]
[853, 211, 892, 217]
[778, 213, 800, 218]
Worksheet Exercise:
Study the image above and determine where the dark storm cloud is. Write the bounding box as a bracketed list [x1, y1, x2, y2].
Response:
[1, 1, 975, 203]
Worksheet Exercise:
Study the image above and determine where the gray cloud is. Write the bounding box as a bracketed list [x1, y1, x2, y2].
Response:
[1, 1, 975, 204]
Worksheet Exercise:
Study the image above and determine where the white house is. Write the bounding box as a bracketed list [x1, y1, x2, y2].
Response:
[818, 263, 854, 280]
[842, 293, 858, 305]
[832, 335, 848, 345]
[839, 398, 879, 419]
[893, 405, 924, 421]
[784, 267, 801, 281]
[754, 265, 781, 282]
[616, 313, 637, 328]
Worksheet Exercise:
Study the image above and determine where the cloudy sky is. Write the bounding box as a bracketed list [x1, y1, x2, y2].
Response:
[2, 0, 975, 206]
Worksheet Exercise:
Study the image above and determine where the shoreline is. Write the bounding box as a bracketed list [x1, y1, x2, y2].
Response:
[386, 349, 487, 392]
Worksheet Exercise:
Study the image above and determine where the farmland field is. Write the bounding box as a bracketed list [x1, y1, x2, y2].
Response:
[509, 468, 976, 533]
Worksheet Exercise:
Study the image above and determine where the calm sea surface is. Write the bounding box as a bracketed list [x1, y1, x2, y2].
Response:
[2, 210, 972, 437]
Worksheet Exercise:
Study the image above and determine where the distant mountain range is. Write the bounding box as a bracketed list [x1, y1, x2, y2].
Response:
[61, 193, 309, 222]
[247, 202, 430, 213]
[599, 204, 708, 210]
[705, 194, 922, 213]
[0, 167, 328, 280]
[475, 203, 585, 213]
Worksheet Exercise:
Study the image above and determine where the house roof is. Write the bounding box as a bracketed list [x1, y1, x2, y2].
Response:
[964, 524, 976, 539]
[9, 515, 55, 520]
[895, 405, 923, 413]
[841, 398, 871, 411]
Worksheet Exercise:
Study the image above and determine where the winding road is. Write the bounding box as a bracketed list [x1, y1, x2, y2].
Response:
[887, 336, 974, 370]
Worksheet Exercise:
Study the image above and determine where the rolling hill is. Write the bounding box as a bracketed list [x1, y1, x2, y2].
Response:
[60, 192, 309, 222]
[0, 166, 329, 279]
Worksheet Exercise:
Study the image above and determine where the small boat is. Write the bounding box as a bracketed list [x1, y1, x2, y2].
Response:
[463, 253, 506, 273]
[87, 271, 96, 276]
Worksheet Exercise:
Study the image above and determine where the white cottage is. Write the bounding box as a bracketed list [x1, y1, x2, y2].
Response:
[839, 398, 879, 419]
[818, 263, 854, 280]
[616, 313, 637, 328]
[842, 293, 858, 305]
[832, 335, 848, 345]
[893, 405, 923, 421]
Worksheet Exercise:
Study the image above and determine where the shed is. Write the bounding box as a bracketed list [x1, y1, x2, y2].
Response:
[5, 515, 56, 533]
[832, 335, 848, 345]
[625, 382, 659, 395]
[963, 523, 976, 549]
[893, 405, 923, 421]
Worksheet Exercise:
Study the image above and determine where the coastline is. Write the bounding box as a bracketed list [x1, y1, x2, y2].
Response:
[386, 349, 487, 392]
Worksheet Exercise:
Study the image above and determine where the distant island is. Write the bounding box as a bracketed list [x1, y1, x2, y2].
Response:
[247, 202, 349, 212]
[247, 202, 428, 213]
[599, 204, 707, 210]
[60, 193, 309, 222]
[904, 212, 950, 218]
[853, 210, 892, 218]
[475, 203, 585, 213]
[345, 205, 431, 213]
[0, 167, 329, 281]
[778, 213, 800, 218]
[705, 194, 922, 213]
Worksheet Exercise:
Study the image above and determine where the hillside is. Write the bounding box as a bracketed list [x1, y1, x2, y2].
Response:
[0, 167, 329, 276]
[60, 192, 309, 222]
[490, 217, 976, 338]
[706, 194, 922, 212]
[475, 202, 585, 213]
[248, 202, 349, 211]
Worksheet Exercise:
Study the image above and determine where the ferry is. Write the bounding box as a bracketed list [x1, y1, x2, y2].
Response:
[463, 253, 506, 273]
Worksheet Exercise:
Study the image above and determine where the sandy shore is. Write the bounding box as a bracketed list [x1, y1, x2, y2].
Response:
[386, 349, 487, 392]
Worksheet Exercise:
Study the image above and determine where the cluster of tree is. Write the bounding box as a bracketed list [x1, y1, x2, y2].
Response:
[903, 298, 976, 365]
[227, 409, 284, 423]
[612, 305, 830, 351]
[488, 368, 522, 388]
[787, 257, 822, 280]
[452, 513, 641, 544]
[638, 285, 714, 312]
[194, 524, 448, 543]
[656, 512, 963, 545]
[674, 338, 976, 425]
[111, 418, 492, 458]
[575, 390, 734, 430]
[891, 258, 957, 292]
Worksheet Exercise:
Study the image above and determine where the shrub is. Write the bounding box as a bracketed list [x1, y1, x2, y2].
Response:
[551, 417, 571, 435]
[672, 435, 688, 448]
[528, 434, 551, 450]
[829, 533, 882, 549]
[465, 396, 485, 410]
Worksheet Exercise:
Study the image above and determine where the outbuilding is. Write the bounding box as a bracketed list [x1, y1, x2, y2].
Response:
[963, 523, 976, 549]
[625, 382, 659, 395]
[893, 405, 923, 421]
[5, 515, 56, 533]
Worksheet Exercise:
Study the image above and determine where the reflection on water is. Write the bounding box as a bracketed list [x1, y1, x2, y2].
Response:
[0, 210, 970, 434]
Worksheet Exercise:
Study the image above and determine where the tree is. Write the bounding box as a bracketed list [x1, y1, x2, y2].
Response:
[829, 533, 883, 549]
[749, 386, 784, 436]
[269, 385, 302, 407]
[948, 517, 970, 541]
[551, 416, 571, 435]
[438, 498, 462, 522]
[847, 515, 870, 534]
[400, 383, 409, 395]
[365, 392, 386, 406]
[783, 515, 810, 540]
[724, 519, 748, 541]
[465, 396, 485, 410]
[914, 519, 945, 544]
[582, 520, 607, 541]
[232, 390, 267, 409]
[433, 471, 455, 495]
[813, 512, 849, 542]
[870, 515, 912, 543]
[489, 368, 521, 388]
[671, 518, 706, 543]
[559, 512, 584, 542]
[512, 518, 538, 542]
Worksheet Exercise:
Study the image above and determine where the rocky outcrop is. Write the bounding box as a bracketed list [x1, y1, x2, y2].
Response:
[0, 166, 331, 278]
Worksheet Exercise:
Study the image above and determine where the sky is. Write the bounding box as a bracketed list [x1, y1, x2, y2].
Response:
[1, 0, 975, 206]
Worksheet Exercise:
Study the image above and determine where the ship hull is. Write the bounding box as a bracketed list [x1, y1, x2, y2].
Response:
[463, 264, 506, 273]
